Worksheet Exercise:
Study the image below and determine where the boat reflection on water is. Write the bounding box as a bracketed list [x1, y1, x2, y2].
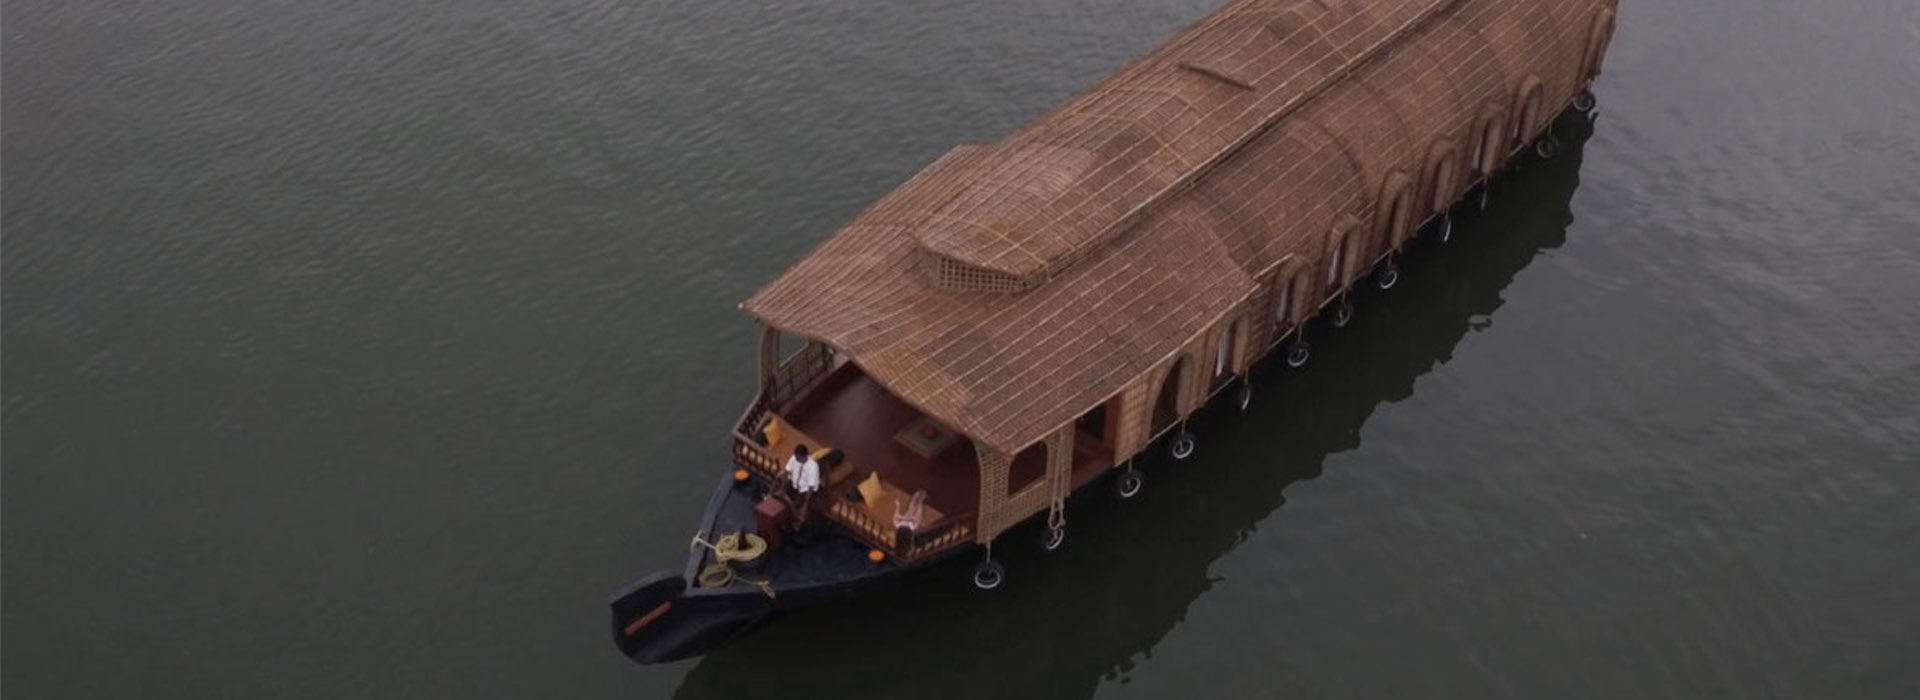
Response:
[670, 112, 1595, 700]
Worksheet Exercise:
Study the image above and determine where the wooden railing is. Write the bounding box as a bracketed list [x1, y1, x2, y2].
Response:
[827, 498, 897, 552]
[822, 497, 976, 563]
[732, 422, 907, 556]
[730, 393, 783, 484]
[728, 390, 976, 564]
[731, 433, 782, 483]
[904, 513, 974, 560]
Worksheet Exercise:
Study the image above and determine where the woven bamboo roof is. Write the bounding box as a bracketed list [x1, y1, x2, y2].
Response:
[744, 0, 1603, 454]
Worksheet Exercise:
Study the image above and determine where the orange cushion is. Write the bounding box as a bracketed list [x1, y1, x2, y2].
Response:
[857, 472, 886, 504]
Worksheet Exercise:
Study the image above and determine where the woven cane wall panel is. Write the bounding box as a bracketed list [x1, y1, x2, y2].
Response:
[1046, 426, 1074, 500]
[975, 445, 1012, 544]
[1421, 140, 1463, 222]
[1181, 338, 1210, 414]
[1114, 373, 1156, 459]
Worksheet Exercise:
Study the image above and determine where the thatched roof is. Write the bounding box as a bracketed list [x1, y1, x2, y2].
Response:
[743, 0, 1602, 454]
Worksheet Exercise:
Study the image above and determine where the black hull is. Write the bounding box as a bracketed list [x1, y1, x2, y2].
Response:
[609, 475, 964, 664]
[609, 572, 768, 664]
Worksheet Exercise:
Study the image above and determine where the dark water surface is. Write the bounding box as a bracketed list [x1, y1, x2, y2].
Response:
[6, 1, 1918, 698]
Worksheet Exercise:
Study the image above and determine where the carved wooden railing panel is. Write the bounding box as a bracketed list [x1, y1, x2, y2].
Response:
[974, 447, 1013, 542]
[729, 393, 784, 484]
[826, 498, 897, 552]
[906, 514, 974, 560]
[731, 435, 782, 484]
[728, 387, 977, 564]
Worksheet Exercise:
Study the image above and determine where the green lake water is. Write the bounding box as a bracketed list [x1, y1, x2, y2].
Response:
[5, 1, 1917, 697]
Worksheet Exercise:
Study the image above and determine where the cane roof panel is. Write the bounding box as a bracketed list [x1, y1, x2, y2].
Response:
[743, 0, 1610, 453]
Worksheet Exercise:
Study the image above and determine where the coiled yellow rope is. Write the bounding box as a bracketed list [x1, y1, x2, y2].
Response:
[690, 532, 776, 598]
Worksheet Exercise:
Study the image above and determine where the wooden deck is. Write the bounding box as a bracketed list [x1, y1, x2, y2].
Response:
[781, 363, 981, 519]
[734, 360, 1122, 559]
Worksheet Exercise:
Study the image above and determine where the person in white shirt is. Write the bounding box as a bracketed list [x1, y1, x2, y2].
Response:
[783, 444, 821, 526]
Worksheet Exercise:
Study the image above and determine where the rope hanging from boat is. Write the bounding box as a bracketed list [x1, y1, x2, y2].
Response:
[689, 532, 777, 598]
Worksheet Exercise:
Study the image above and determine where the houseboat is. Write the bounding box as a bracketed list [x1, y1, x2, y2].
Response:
[612, 0, 1620, 665]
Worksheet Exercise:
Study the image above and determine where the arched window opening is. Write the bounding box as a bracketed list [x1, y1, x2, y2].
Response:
[1070, 397, 1120, 485]
[1007, 441, 1048, 496]
[1075, 400, 1110, 445]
